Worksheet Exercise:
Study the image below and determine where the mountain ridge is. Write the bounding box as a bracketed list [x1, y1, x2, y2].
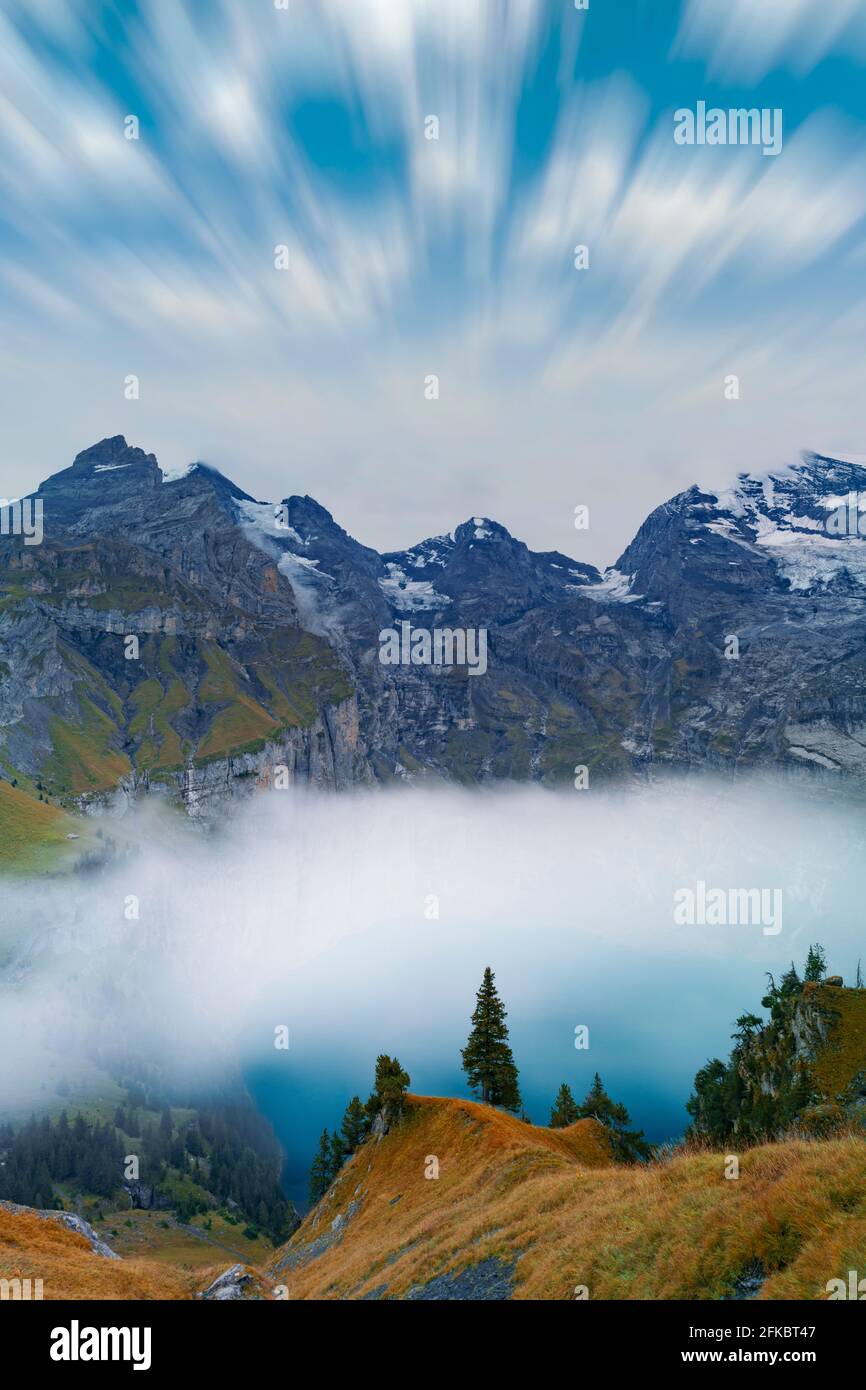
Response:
[269, 1092, 866, 1301]
[2, 438, 866, 852]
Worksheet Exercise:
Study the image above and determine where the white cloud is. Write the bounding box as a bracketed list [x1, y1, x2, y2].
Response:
[1, 2, 866, 567]
[673, 0, 866, 81]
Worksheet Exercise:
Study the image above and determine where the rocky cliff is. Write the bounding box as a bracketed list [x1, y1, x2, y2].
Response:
[3, 439, 866, 834]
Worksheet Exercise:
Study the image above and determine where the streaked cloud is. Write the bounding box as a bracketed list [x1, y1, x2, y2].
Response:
[0, 0, 865, 565]
[674, 0, 866, 82]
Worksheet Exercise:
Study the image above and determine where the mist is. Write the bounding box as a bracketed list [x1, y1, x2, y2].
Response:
[1, 775, 864, 1205]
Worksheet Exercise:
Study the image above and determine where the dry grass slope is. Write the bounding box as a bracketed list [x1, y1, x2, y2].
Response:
[273, 1095, 866, 1301]
[0, 1206, 196, 1300]
[3, 1095, 864, 1301]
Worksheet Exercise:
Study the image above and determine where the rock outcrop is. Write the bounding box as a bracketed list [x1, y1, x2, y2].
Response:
[0, 1200, 119, 1258]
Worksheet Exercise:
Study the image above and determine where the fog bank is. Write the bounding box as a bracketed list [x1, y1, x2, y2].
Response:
[1, 776, 864, 1193]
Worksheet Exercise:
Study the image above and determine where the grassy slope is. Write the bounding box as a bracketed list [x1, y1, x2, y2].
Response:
[272, 1095, 866, 1301]
[2, 1093, 865, 1299]
[804, 982, 866, 1099]
[0, 780, 80, 872]
[0, 1206, 280, 1301]
[96, 1209, 275, 1271]
[0, 1206, 196, 1300]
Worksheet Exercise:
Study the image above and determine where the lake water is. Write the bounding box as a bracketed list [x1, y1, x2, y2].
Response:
[1, 775, 864, 1213]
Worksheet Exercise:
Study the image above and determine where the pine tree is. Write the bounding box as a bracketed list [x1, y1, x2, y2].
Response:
[460, 967, 521, 1112]
[328, 1130, 345, 1178]
[308, 1129, 331, 1204]
[549, 1082, 580, 1128]
[577, 1073, 651, 1163]
[367, 1055, 411, 1125]
[804, 943, 827, 982]
[340, 1096, 368, 1153]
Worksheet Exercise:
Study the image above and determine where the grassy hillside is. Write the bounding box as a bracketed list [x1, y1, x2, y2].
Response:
[2, 1092, 865, 1299]
[805, 981, 866, 1100]
[0, 1205, 195, 1300]
[270, 1094, 866, 1301]
[0, 1203, 284, 1300]
[0, 779, 82, 872]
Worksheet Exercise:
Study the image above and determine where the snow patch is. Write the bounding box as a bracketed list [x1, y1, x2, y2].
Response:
[582, 569, 642, 604]
[236, 499, 306, 546]
[161, 463, 196, 484]
[379, 563, 448, 612]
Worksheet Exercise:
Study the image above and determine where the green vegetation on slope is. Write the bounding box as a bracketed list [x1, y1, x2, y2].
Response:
[0, 779, 79, 871]
[688, 946, 866, 1144]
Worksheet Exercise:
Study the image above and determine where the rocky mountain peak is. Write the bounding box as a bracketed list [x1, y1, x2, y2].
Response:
[452, 517, 512, 547]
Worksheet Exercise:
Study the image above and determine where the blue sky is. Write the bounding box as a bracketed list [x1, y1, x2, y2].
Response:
[2, 0, 866, 564]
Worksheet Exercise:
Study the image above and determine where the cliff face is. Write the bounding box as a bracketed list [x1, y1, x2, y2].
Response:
[4, 438, 866, 835]
[689, 979, 866, 1144]
[743, 982, 866, 1121]
[0, 439, 362, 827]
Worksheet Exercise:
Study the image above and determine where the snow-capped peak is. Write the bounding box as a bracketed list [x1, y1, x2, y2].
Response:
[706, 452, 866, 592]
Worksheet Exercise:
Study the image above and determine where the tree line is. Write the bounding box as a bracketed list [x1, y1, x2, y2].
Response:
[308, 964, 648, 1201]
[0, 1094, 295, 1242]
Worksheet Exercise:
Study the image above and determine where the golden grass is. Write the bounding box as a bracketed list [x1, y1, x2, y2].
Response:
[0, 1207, 196, 1300]
[195, 693, 278, 760]
[4, 1094, 864, 1301]
[274, 1094, 866, 1301]
[0, 1207, 281, 1300]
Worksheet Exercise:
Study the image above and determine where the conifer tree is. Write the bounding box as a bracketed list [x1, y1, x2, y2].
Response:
[461, 967, 521, 1112]
[340, 1096, 368, 1153]
[366, 1055, 411, 1125]
[577, 1073, 651, 1162]
[804, 943, 827, 982]
[328, 1130, 345, 1178]
[308, 1129, 331, 1204]
[549, 1082, 580, 1128]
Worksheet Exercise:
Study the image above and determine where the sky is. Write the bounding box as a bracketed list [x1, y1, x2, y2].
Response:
[2, 0, 866, 565]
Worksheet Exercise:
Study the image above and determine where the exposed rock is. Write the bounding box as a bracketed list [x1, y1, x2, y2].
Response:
[370, 1110, 389, 1142]
[269, 1198, 363, 1276]
[405, 1257, 516, 1301]
[6, 440, 866, 811]
[122, 1180, 155, 1210]
[726, 1262, 765, 1301]
[198, 1263, 267, 1300]
[0, 1200, 119, 1259]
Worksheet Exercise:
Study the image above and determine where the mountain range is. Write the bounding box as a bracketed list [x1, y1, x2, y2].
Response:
[2, 437, 866, 832]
